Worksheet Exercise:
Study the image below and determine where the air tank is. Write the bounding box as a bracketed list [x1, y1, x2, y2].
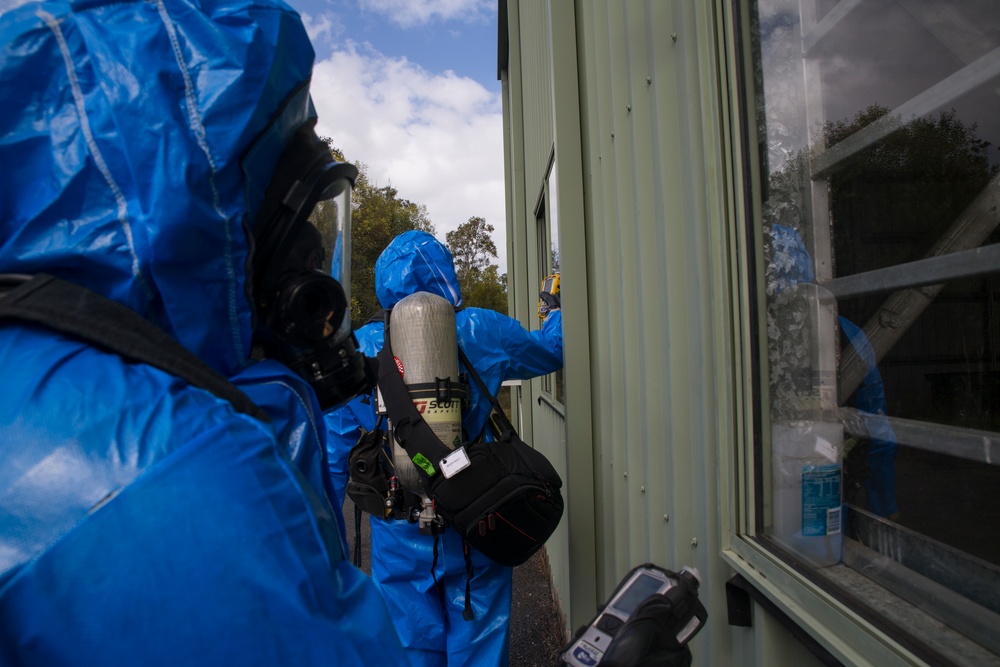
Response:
[389, 291, 463, 490]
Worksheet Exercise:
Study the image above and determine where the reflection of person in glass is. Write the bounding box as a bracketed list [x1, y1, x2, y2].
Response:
[769, 224, 898, 518]
[838, 318, 899, 519]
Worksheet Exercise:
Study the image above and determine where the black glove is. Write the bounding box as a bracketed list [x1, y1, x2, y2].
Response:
[598, 595, 696, 667]
[538, 290, 561, 317]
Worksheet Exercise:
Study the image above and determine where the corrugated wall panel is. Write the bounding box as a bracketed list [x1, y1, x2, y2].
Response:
[574, 1, 735, 663]
[506, 0, 589, 628]
[572, 7, 617, 618]
[533, 397, 569, 626]
[517, 2, 554, 197]
[622, 0, 673, 569]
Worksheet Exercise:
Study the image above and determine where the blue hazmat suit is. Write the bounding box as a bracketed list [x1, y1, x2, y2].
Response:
[838, 318, 899, 517]
[325, 230, 564, 667]
[0, 1, 411, 664]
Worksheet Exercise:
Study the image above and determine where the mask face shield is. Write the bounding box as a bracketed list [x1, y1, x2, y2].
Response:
[251, 123, 375, 409]
[310, 177, 352, 340]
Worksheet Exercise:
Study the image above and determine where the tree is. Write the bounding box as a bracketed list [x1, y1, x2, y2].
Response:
[447, 216, 507, 313]
[351, 184, 434, 324]
[447, 216, 496, 276]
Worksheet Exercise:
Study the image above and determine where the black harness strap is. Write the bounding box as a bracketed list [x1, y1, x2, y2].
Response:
[353, 502, 364, 568]
[0, 273, 269, 422]
[375, 311, 453, 477]
[462, 537, 475, 621]
[456, 346, 516, 443]
[364, 308, 390, 326]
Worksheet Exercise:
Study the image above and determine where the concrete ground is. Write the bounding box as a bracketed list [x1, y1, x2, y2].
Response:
[341, 499, 566, 666]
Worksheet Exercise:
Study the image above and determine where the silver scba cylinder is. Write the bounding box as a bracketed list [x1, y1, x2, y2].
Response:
[389, 291, 463, 490]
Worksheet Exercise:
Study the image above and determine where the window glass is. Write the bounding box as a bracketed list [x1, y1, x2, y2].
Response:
[547, 162, 564, 404]
[539, 160, 564, 404]
[547, 160, 561, 276]
[749, 0, 1000, 657]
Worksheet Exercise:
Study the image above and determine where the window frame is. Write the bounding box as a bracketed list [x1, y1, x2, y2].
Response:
[536, 149, 564, 405]
[721, 1, 1000, 665]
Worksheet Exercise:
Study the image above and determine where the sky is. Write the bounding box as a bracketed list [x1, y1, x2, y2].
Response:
[293, 0, 509, 268]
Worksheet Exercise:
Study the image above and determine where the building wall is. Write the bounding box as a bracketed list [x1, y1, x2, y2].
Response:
[502, 1, 1000, 665]
[501, 0, 842, 664]
[577, 2, 744, 664]
[501, 0, 597, 631]
[502, 1, 743, 664]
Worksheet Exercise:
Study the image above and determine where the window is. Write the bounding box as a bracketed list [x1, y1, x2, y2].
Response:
[538, 157, 564, 404]
[746, 0, 1000, 661]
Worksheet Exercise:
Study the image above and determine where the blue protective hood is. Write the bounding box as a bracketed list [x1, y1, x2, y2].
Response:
[0, 0, 317, 376]
[375, 230, 463, 309]
[769, 223, 815, 294]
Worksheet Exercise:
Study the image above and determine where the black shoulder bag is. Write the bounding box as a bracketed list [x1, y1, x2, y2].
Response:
[376, 312, 564, 568]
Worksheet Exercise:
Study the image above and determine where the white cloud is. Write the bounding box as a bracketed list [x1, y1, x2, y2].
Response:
[310, 41, 508, 268]
[299, 11, 346, 46]
[359, 0, 493, 29]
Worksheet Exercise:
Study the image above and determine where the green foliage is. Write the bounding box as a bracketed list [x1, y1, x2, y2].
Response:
[447, 216, 496, 275]
[824, 106, 999, 266]
[447, 216, 508, 314]
[461, 264, 508, 313]
[351, 184, 434, 324]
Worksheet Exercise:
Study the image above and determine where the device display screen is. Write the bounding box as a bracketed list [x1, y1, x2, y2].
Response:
[609, 573, 665, 615]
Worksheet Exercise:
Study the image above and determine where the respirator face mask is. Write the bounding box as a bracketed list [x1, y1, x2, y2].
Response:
[252, 123, 375, 410]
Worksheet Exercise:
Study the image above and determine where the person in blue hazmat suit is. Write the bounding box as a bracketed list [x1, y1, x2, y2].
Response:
[0, 0, 412, 663]
[325, 230, 564, 667]
[769, 224, 898, 518]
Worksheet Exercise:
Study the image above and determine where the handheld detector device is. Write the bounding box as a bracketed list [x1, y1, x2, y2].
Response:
[560, 563, 706, 667]
[537, 273, 560, 319]
[541, 273, 560, 296]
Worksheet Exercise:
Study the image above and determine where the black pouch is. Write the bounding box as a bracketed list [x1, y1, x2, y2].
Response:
[346, 429, 393, 518]
[375, 314, 564, 567]
[430, 431, 564, 567]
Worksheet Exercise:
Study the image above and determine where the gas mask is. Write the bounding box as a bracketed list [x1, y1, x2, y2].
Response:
[251, 121, 376, 410]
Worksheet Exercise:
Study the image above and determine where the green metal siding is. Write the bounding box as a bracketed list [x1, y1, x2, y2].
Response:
[501, 1, 961, 665]
[504, 1, 737, 661]
[574, 2, 735, 664]
[518, 1, 554, 197]
[548, 0, 600, 631]
[503, 0, 599, 631]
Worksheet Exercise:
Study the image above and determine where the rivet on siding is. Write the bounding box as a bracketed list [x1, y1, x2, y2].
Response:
[610, 132, 615, 140]
[623, 471, 628, 479]
[663, 514, 670, 522]
[691, 537, 698, 547]
[646, 76, 651, 86]
[640, 486, 645, 493]
[672, 33, 677, 42]
[626, 105, 631, 113]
